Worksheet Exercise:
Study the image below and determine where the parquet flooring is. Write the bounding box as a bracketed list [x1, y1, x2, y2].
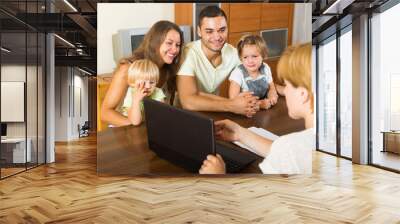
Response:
[1, 167, 25, 177]
[1, 135, 400, 223]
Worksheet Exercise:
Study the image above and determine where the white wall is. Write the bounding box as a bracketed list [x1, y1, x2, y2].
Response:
[54, 67, 89, 141]
[97, 3, 175, 74]
[292, 3, 312, 45]
[1, 65, 36, 137]
[72, 74, 89, 138]
[54, 67, 69, 141]
[76, 75, 89, 123]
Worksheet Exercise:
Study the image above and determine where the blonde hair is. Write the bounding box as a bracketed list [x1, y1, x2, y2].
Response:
[127, 59, 159, 86]
[277, 43, 313, 112]
[237, 34, 268, 60]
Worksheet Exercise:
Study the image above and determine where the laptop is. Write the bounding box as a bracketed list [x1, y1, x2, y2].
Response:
[143, 98, 260, 173]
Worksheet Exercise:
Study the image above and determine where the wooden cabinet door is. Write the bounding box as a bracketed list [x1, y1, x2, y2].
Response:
[261, 3, 293, 46]
[228, 31, 259, 48]
[175, 3, 193, 26]
[229, 3, 261, 33]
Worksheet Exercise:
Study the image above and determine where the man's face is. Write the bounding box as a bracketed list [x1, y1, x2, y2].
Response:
[197, 16, 228, 53]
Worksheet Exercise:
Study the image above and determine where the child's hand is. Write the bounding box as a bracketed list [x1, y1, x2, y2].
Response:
[199, 154, 226, 174]
[259, 99, 272, 110]
[132, 80, 147, 102]
[269, 92, 278, 105]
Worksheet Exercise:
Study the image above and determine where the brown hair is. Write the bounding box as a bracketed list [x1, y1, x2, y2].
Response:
[119, 20, 183, 103]
[237, 34, 268, 60]
[198, 6, 227, 27]
[277, 43, 313, 112]
[127, 59, 159, 86]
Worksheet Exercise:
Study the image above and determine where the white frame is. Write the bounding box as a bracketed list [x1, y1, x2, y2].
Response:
[1, 81, 25, 122]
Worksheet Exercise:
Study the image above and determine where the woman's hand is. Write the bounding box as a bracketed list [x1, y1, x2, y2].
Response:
[199, 154, 226, 174]
[214, 119, 242, 142]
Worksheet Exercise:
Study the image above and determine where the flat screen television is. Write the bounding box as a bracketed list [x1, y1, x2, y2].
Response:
[112, 25, 192, 63]
[260, 28, 288, 58]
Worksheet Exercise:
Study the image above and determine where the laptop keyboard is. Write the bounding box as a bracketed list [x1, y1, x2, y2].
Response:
[215, 143, 257, 173]
[223, 158, 243, 172]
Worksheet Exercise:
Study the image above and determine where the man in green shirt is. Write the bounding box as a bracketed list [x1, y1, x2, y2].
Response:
[177, 6, 259, 117]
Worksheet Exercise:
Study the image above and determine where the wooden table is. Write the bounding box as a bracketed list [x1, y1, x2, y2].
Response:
[97, 98, 305, 176]
[381, 131, 400, 154]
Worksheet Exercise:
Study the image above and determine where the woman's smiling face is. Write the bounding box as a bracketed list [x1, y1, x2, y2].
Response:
[159, 29, 181, 64]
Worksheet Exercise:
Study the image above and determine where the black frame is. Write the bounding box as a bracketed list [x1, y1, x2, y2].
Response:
[315, 0, 400, 173]
[0, 0, 47, 179]
[367, 0, 400, 173]
[315, 33, 339, 157]
[315, 23, 353, 161]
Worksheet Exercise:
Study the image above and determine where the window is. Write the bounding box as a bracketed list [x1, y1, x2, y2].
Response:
[317, 36, 337, 155]
[0, 1, 47, 179]
[339, 28, 352, 158]
[370, 2, 400, 171]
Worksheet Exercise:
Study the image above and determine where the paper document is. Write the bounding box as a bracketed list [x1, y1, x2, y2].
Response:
[233, 127, 279, 157]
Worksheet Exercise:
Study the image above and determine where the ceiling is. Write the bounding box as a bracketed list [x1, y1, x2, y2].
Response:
[311, 0, 391, 44]
[0, 0, 394, 74]
[0, 0, 100, 74]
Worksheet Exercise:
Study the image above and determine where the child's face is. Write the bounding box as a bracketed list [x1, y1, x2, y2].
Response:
[241, 45, 263, 75]
[134, 79, 157, 96]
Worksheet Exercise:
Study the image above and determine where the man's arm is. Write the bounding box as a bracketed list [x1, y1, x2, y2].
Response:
[177, 75, 258, 116]
[199, 92, 226, 100]
[177, 75, 230, 111]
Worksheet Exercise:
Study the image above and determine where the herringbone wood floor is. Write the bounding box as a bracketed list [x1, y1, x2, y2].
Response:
[1, 135, 400, 223]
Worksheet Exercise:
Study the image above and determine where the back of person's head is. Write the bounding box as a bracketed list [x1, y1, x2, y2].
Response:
[237, 34, 268, 60]
[127, 59, 159, 86]
[198, 6, 227, 28]
[277, 43, 313, 110]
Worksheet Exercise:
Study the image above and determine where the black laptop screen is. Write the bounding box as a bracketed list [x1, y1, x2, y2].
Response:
[143, 99, 215, 163]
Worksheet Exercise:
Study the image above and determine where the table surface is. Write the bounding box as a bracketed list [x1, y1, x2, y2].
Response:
[1, 138, 28, 143]
[381, 131, 400, 134]
[97, 98, 305, 176]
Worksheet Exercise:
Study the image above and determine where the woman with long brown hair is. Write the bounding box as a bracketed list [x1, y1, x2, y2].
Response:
[101, 20, 183, 126]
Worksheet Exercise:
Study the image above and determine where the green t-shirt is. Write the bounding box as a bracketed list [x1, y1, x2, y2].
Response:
[121, 87, 166, 116]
